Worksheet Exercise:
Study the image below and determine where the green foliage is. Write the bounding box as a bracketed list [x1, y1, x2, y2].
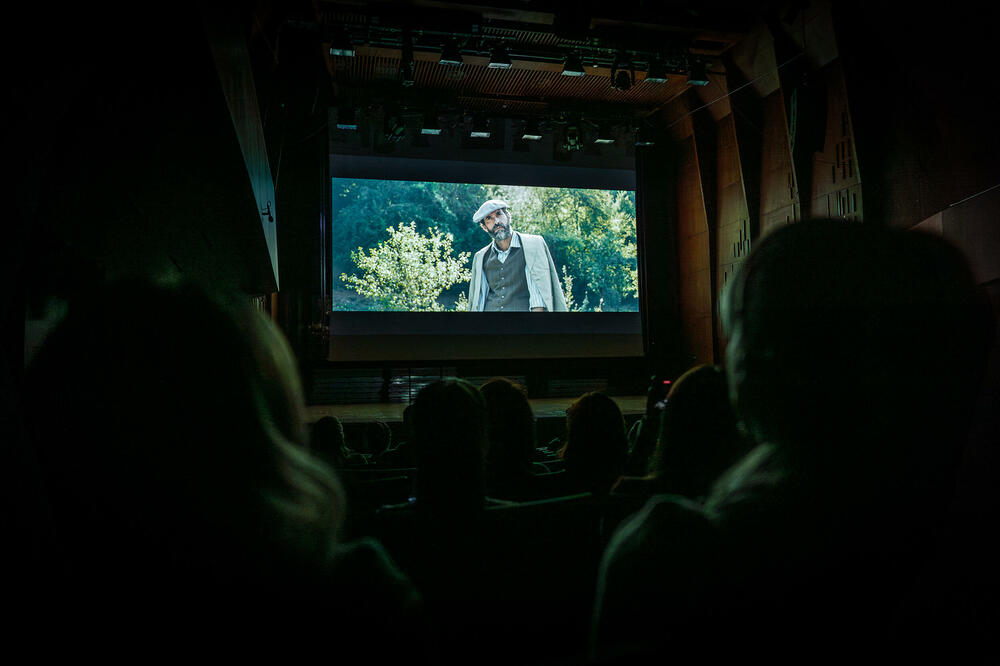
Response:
[331, 179, 488, 281]
[339, 222, 471, 311]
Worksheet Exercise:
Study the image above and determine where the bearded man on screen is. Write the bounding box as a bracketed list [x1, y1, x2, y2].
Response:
[467, 199, 567, 312]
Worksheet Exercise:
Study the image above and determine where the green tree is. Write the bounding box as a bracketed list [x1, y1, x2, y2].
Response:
[340, 222, 472, 311]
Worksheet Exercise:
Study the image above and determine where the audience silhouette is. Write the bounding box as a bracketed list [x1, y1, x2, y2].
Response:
[591, 219, 994, 660]
[309, 414, 348, 469]
[15, 219, 992, 664]
[614, 364, 749, 502]
[372, 378, 501, 664]
[20, 278, 426, 658]
[621, 373, 670, 476]
[379, 403, 417, 467]
[558, 391, 629, 496]
[480, 376, 548, 501]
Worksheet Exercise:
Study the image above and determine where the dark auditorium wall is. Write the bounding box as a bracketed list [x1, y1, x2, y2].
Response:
[12, 6, 280, 308]
[10, 5, 282, 380]
[244, 8, 335, 366]
[653, 0, 998, 368]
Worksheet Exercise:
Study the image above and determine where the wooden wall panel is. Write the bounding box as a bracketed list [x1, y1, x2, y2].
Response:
[675, 135, 714, 367]
[716, 118, 752, 296]
[760, 204, 797, 237]
[808, 60, 862, 222]
[759, 90, 800, 238]
[693, 63, 732, 122]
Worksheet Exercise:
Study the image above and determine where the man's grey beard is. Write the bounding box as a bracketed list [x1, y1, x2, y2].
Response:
[492, 222, 512, 242]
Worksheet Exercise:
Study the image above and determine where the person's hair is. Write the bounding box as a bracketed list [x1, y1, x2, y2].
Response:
[23, 277, 346, 583]
[411, 378, 488, 510]
[647, 364, 748, 498]
[718, 218, 993, 511]
[561, 392, 628, 494]
[480, 377, 536, 481]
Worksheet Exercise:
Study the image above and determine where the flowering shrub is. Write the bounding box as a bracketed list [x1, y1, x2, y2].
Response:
[340, 222, 472, 311]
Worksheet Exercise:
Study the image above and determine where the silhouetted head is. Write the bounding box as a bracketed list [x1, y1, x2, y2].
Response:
[362, 420, 393, 457]
[720, 219, 993, 509]
[23, 277, 345, 586]
[562, 392, 628, 494]
[648, 364, 748, 498]
[411, 378, 488, 510]
[310, 416, 347, 469]
[480, 377, 536, 483]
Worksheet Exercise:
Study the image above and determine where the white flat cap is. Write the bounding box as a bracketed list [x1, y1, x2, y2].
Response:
[473, 199, 508, 224]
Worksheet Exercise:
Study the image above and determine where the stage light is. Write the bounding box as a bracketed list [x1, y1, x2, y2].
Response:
[420, 110, 442, 135]
[399, 32, 415, 85]
[470, 115, 490, 138]
[328, 26, 355, 57]
[561, 54, 585, 77]
[645, 56, 669, 84]
[488, 43, 512, 69]
[336, 106, 358, 130]
[611, 52, 634, 91]
[687, 59, 710, 86]
[384, 112, 406, 144]
[562, 123, 582, 151]
[439, 39, 463, 66]
[399, 60, 415, 86]
[593, 122, 616, 144]
[634, 124, 655, 147]
[521, 118, 543, 141]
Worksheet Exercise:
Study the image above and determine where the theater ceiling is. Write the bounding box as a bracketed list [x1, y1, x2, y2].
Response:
[310, 0, 765, 128]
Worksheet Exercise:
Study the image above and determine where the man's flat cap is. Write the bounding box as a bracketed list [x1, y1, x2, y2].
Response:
[473, 199, 509, 224]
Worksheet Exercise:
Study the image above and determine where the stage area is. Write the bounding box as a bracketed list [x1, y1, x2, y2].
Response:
[305, 395, 646, 425]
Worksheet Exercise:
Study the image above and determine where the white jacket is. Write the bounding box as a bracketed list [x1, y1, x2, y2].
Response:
[467, 232, 568, 312]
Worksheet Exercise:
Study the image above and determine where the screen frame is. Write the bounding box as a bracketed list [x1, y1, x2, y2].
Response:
[325, 154, 646, 365]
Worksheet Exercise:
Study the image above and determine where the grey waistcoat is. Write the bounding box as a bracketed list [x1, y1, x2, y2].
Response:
[484, 245, 530, 312]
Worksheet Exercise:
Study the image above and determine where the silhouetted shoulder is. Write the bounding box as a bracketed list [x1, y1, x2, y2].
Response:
[329, 536, 421, 603]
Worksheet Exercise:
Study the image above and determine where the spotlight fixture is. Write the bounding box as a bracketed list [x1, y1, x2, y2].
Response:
[488, 43, 512, 69]
[561, 53, 586, 77]
[562, 123, 583, 151]
[327, 26, 355, 57]
[686, 59, 710, 86]
[470, 115, 490, 138]
[399, 31, 415, 85]
[335, 106, 358, 130]
[439, 39, 463, 66]
[645, 56, 670, 84]
[399, 60, 415, 86]
[593, 122, 616, 144]
[634, 124, 656, 147]
[521, 118, 543, 141]
[420, 109, 442, 135]
[384, 111, 406, 144]
[611, 52, 634, 91]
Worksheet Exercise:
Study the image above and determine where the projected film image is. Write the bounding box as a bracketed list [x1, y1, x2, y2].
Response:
[331, 178, 638, 313]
